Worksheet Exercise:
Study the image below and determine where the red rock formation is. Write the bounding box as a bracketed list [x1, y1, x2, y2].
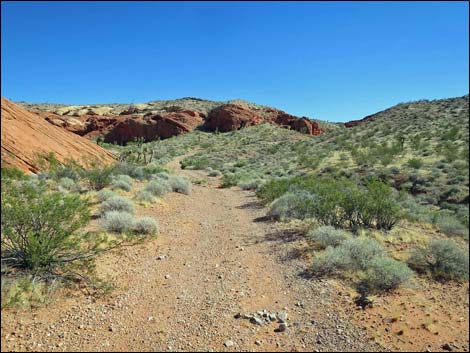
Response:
[1, 98, 116, 173]
[205, 104, 265, 132]
[36, 103, 325, 144]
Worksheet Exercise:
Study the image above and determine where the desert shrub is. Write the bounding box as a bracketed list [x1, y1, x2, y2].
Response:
[110, 175, 133, 192]
[169, 176, 191, 194]
[143, 179, 172, 197]
[153, 172, 170, 180]
[58, 177, 80, 192]
[1, 166, 27, 181]
[132, 217, 159, 235]
[96, 189, 118, 203]
[407, 239, 469, 281]
[256, 177, 294, 202]
[135, 189, 155, 203]
[339, 238, 385, 270]
[1, 181, 92, 273]
[1, 275, 57, 309]
[81, 165, 114, 190]
[49, 160, 82, 181]
[407, 158, 423, 169]
[311, 246, 349, 275]
[100, 211, 135, 234]
[308, 226, 352, 249]
[208, 170, 222, 177]
[99, 196, 134, 215]
[239, 179, 260, 191]
[358, 257, 413, 296]
[262, 176, 401, 230]
[435, 214, 469, 238]
[141, 164, 168, 178]
[112, 162, 145, 180]
[268, 191, 319, 221]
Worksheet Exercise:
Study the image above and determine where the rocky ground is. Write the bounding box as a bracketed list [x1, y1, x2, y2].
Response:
[1, 160, 468, 352]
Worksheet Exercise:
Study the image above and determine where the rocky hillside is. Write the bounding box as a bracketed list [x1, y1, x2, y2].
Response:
[17, 98, 339, 144]
[345, 94, 469, 127]
[1, 98, 116, 173]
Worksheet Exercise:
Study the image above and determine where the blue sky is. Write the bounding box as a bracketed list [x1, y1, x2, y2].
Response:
[1, 1, 468, 122]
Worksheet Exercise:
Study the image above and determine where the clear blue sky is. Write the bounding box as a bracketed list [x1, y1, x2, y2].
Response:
[1, 1, 468, 122]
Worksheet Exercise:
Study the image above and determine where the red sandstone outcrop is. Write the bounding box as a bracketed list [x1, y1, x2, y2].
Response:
[1, 98, 116, 173]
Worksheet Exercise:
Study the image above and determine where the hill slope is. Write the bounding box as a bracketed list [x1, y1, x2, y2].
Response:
[113, 94, 469, 237]
[1, 98, 116, 173]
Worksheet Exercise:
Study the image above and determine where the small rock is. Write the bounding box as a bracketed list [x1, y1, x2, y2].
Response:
[275, 322, 288, 332]
[224, 340, 234, 347]
[250, 317, 264, 325]
[442, 343, 453, 351]
[165, 274, 171, 279]
[255, 340, 261, 346]
[277, 311, 288, 323]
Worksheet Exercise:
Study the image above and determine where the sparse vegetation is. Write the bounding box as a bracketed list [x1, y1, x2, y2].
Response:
[408, 239, 469, 281]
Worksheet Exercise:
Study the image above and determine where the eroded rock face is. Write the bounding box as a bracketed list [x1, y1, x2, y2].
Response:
[205, 104, 265, 132]
[1, 98, 116, 173]
[35, 102, 325, 144]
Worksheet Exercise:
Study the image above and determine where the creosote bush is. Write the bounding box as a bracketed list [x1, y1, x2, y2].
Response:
[1, 180, 93, 274]
[264, 176, 401, 230]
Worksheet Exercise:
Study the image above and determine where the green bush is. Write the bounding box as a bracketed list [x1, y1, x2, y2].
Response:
[132, 217, 159, 235]
[82, 165, 114, 190]
[262, 176, 401, 230]
[308, 226, 352, 249]
[407, 239, 469, 281]
[407, 158, 423, 169]
[1, 167, 27, 181]
[267, 191, 319, 221]
[1, 180, 91, 273]
[99, 196, 134, 215]
[100, 211, 135, 234]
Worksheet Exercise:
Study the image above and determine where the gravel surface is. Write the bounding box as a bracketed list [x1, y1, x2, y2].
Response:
[1, 162, 384, 352]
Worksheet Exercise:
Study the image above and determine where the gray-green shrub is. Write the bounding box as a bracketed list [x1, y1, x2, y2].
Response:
[135, 189, 155, 203]
[132, 217, 159, 235]
[143, 179, 172, 197]
[359, 257, 413, 294]
[169, 176, 191, 194]
[99, 196, 134, 215]
[96, 189, 117, 203]
[407, 239, 469, 281]
[308, 226, 352, 249]
[100, 211, 135, 234]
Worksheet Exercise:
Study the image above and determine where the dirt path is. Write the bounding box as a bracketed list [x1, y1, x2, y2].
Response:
[1, 160, 382, 352]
